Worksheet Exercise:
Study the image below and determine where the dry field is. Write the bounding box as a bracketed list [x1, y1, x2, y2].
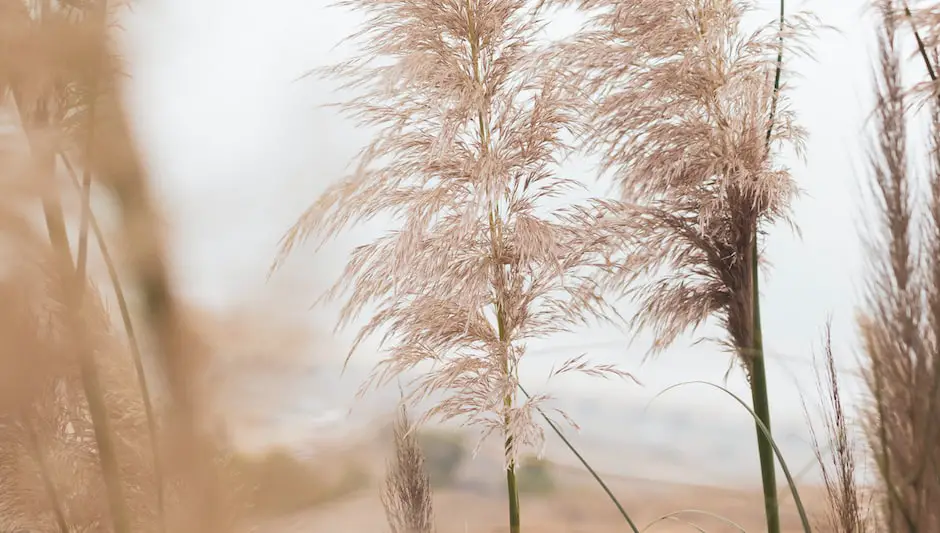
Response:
[251, 486, 828, 533]
[250, 466, 829, 533]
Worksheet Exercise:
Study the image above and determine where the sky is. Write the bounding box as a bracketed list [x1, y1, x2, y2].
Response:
[108, 0, 923, 484]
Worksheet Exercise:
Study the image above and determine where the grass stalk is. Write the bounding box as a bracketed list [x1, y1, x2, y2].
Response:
[61, 152, 167, 533]
[807, 322, 870, 533]
[74, 0, 109, 287]
[462, 0, 521, 528]
[748, 1, 786, 532]
[88, 57, 227, 533]
[641, 510, 746, 533]
[382, 405, 435, 533]
[11, 87, 132, 533]
[5, 91, 74, 533]
[497, 292, 520, 533]
[748, 262, 780, 533]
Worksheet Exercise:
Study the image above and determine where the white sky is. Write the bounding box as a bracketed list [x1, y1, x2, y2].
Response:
[110, 0, 927, 482]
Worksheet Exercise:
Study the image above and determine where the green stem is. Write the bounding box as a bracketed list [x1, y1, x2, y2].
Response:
[505, 447, 521, 533]
[748, 265, 780, 533]
[750, 2, 785, 533]
[495, 224, 520, 533]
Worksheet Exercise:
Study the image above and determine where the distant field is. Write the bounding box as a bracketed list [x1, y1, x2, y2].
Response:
[247, 466, 829, 533]
[241, 430, 828, 533]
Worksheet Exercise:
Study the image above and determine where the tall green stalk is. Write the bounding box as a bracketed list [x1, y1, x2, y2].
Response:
[491, 211, 520, 533]
[747, 266, 780, 533]
[498, 301, 521, 533]
[749, 2, 785, 533]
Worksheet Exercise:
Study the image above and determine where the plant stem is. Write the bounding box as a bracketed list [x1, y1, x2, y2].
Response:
[61, 152, 166, 533]
[500, 300, 520, 533]
[748, 254, 780, 533]
[505, 441, 521, 533]
[74, 0, 109, 287]
[25, 113, 132, 533]
[492, 210, 520, 533]
[749, 2, 785, 533]
[10, 4, 131, 531]
[463, 0, 521, 530]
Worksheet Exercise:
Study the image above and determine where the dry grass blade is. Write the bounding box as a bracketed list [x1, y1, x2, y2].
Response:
[516, 382, 640, 533]
[807, 322, 871, 533]
[382, 405, 435, 533]
[640, 509, 746, 533]
[61, 150, 167, 532]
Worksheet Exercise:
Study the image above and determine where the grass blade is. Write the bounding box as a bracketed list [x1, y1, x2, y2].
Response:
[641, 509, 746, 533]
[649, 380, 813, 533]
[518, 384, 640, 533]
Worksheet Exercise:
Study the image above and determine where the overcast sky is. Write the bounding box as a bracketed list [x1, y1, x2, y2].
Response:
[109, 0, 926, 478]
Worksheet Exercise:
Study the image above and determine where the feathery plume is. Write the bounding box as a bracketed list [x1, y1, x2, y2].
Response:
[859, 2, 940, 531]
[551, 2, 818, 533]
[274, 0, 635, 530]
[382, 405, 435, 533]
[808, 322, 871, 533]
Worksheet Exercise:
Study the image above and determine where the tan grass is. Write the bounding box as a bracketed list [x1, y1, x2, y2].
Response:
[807, 323, 873, 533]
[857, 1, 940, 531]
[382, 405, 435, 533]
[273, 0, 639, 531]
[3, 1, 938, 533]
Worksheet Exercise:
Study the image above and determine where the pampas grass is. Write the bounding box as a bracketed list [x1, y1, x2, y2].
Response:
[273, 0, 638, 531]
[0, 225, 159, 533]
[382, 405, 435, 533]
[1, 2, 136, 531]
[86, 51, 232, 533]
[5, 0, 940, 532]
[1, 2, 227, 532]
[858, 2, 940, 530]
[807, 323, 872, 533]
[548, 2, 818, 532]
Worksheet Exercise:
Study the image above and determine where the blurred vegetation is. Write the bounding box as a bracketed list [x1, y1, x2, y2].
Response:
[517, 455, 555, 496]
[415, 430, 466, 488]
[220, 448, 370, 517]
